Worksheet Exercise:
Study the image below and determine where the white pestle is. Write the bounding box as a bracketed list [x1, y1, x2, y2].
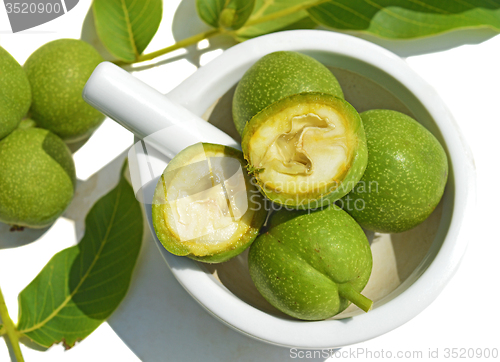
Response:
[82, 61, 240, 159]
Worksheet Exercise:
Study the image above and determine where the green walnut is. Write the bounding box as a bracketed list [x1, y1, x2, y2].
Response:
[242, 92, 368, 209]
[0, 46, 31, 140]
[232, 51, 344, 135]
[249, 205, 373, 321]
[24, 39, 105, 143]
[0, 127, 76, 228]
[341, 110, 448, 233]
[152, 143, 267, 263]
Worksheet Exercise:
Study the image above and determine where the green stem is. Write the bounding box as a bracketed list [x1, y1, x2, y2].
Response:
[114, 29, 221, 66]
[237, 0, 329, 29]
[115, 0, 329, 66]
[338, 283, 373, 313]
[0, 286, 24, 362]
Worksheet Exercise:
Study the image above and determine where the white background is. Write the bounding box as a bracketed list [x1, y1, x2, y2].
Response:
[1, 0, 499, 361]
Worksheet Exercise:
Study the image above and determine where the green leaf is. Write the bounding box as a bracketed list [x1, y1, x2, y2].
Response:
[196, 0, 256, 31]
[16, 162, 143, 349]
[92, 0, 162, 62]
[308, 0, 500, 39]
[220, 0, 256, 30]
[235, 12, 317, 41]
[234, 0, 318, 41]
[196, 0, 225, 28]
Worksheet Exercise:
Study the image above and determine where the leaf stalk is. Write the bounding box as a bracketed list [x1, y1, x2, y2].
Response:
[114, 28, 221, 66]
[237, 0, 328, 29]
[114, 0, 328, 66]
[0, 286, 24, 362]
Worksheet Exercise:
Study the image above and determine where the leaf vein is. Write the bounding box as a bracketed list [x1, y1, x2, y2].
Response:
[120, 0, 140, 58]
[75, 266, 131, 295]
[19, 183, 125, 335]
